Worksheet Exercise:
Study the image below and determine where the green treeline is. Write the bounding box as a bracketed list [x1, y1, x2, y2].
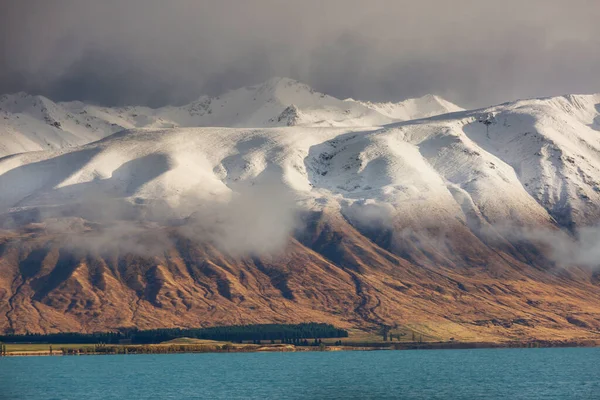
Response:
[0, 323, 348, 345]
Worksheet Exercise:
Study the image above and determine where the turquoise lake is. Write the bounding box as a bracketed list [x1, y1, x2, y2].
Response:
[2, 347, 599, 399]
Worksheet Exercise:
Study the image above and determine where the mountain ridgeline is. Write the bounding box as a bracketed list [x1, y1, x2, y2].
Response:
[0, 77, 462, 158]
[1, 79, 600, 342]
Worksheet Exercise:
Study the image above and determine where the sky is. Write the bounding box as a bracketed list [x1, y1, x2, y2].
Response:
[1, 0, 599, 108]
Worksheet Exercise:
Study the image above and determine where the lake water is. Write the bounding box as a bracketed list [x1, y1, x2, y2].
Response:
[1, 347, 599, 399]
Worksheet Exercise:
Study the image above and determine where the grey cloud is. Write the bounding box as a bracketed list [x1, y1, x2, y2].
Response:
[1, 0, 599, 108]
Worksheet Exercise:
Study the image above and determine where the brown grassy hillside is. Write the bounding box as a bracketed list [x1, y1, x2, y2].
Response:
[1, 210, 599, 343]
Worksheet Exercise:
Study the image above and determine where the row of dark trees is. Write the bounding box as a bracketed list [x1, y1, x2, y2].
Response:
[131, 323, 348, 344]
[0, 323, 348, 345]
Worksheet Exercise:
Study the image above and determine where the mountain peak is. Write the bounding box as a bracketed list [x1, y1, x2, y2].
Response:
[251, 77, 320, 100]
[262, 76, 301, 88]
[0, 92, 55, 110]
[243, 77, 309, 94]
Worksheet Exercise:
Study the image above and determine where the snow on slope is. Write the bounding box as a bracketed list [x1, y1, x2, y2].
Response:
[0, 93, 120, 156]
[388, 93, 600, 228]
[0, 78, 464, 158]
[346, 94, 464, 121]
[1, 92, 599, 234]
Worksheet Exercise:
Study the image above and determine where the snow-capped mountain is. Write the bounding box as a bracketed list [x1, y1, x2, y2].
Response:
[0, 78, 463, 158]
[1, 92, 598, 232]
[2, 81, 600, 340]
[0, 93, 117, 157]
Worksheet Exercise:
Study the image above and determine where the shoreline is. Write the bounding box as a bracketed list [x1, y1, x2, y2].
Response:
[4, 339, 599, 357]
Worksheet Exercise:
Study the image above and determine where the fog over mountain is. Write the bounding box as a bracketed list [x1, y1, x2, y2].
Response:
[1, 0, 600, 108]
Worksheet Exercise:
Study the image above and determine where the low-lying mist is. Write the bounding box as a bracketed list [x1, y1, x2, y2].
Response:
[343, 199, 600, 271]
[0, 180, 301, 259]
[3, 182, 600, 271]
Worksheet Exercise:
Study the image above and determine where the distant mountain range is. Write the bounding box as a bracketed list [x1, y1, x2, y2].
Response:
[0, 77, 463, 158]
[1, 79, 600, 343]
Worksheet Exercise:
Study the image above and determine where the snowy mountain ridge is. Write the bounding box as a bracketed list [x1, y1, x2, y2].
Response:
[345, 93, 464, 120]
[0, 78, 462, 157]
[2, 78, 600, 243]
[1, 90, 599, 234]
[2, 82, 600, 338]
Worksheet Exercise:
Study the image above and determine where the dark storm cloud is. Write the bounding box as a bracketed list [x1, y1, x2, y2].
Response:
[1, 0, 599, 107]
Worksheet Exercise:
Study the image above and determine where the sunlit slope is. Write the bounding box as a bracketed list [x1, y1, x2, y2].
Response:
[1, 92, 600, 339]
